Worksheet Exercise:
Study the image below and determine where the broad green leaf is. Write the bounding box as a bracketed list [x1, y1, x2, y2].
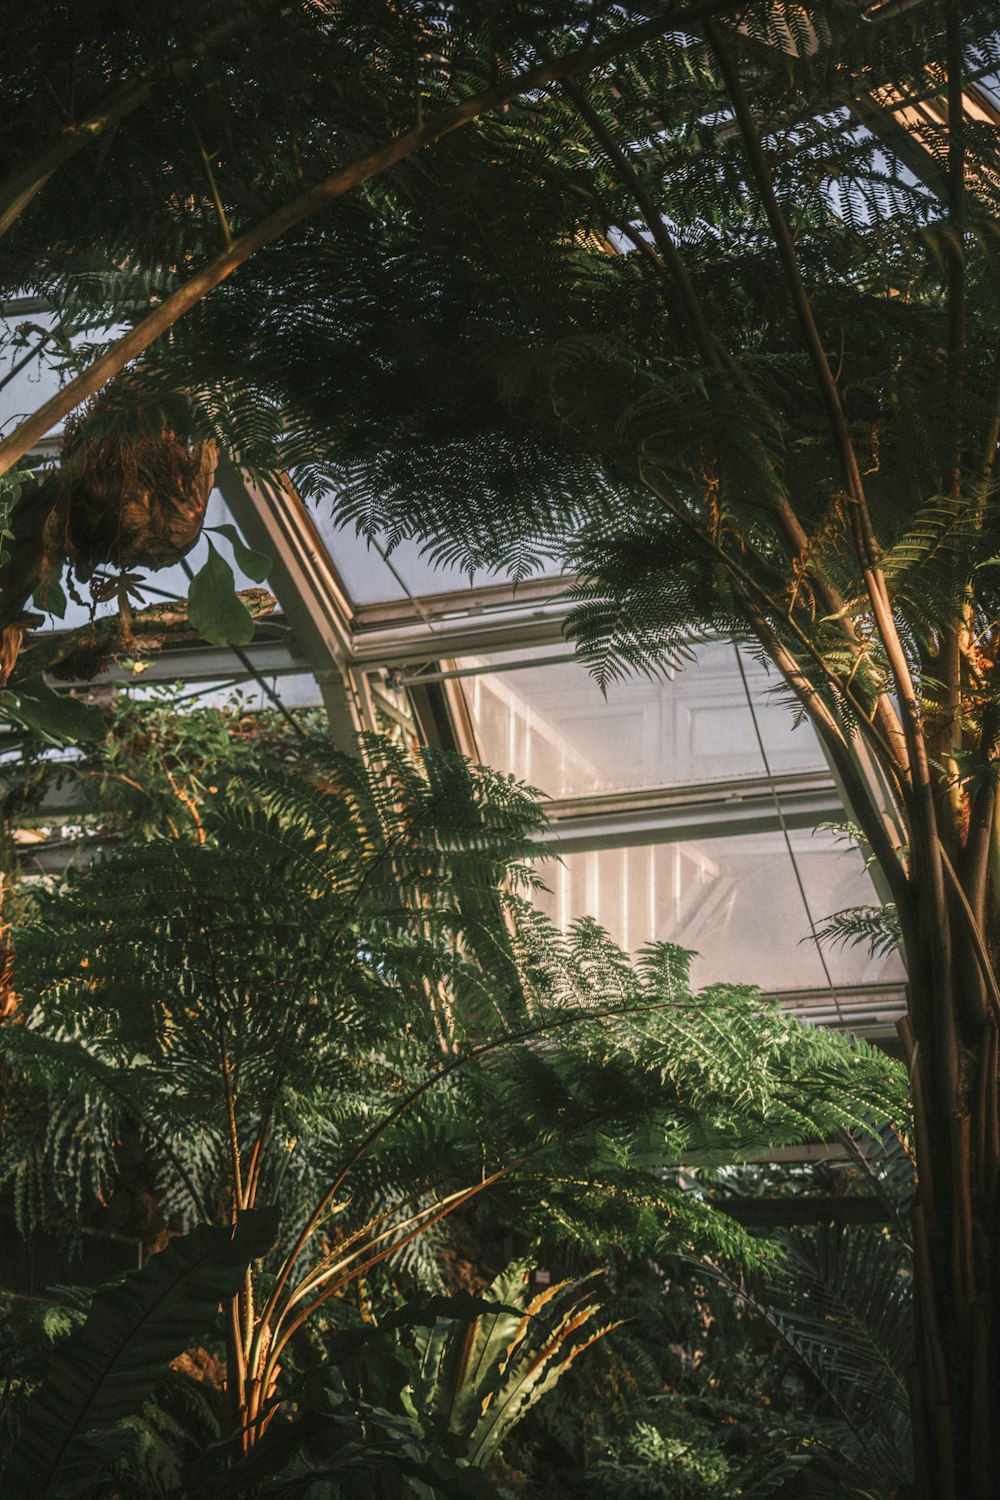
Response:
[187, 542, 255, 646]
[3, 677, 105, 744]
[33, 567, 68, 620]
[205, 523, 272, 582]
[2, 1212, 277, 1500]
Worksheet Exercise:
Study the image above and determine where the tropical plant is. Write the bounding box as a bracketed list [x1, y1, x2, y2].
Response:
[0, 736, 907, 1493]
[0, 2, 726, 508]
[110, 4, 997, 1490]
[1, 1234, 519, 1500]
[698, 1125, 916, 1497]
[412, 1259, 618, 1472]
[1, 1215, 274, 1500]
[1, 9, 971, 1485]
[587, 1406, 750, 1500]
[74, 683, 322, 845]
[0, 2, 760, 738]
[488, 1124, 915, 1500]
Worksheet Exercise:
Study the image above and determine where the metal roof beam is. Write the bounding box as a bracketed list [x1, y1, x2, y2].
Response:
[215, 461, 361, 743]
[39, 629, 312, 687]
[535, 770, 843, 851]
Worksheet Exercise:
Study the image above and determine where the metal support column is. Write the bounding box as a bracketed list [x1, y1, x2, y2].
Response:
[215, 461, 361, 745]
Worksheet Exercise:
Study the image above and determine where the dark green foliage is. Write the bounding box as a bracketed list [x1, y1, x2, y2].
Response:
[1, 676, 105, 746]
[2, 1213, 275, 1499]
[6, 739, 907, 1276]
[185, 542, 257, 646]
[0, 1086, 118, 1246]
[585, 1403, 789, 1499]
[4, 4, 994, 1491]
[564, 505, 750, 689]
[111, 1368, 225, 1500]
[412, 1260, 618, 1468]
[688, 1229, 913, 1499]
[75, 682, 323, 843]
[204, 524, 272, 584]
[494, 1122, 915, 1499]
[200, 1379, 503, 1500]
[6, 4, 999, 777]
[689, 1126, 915, 1497]
[0, 738, 910, 1494]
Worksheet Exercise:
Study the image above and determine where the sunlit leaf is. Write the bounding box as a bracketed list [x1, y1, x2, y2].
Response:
[3, 677, 105, 744]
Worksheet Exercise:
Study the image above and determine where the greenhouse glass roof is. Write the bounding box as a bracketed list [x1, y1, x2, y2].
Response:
[9, 14, 992, 1043]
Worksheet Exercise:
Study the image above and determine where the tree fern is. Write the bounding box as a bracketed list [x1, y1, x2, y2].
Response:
[2, 738, 908, 1475]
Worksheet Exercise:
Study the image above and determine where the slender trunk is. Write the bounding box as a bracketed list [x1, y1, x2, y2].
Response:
[702, 19, 1000, 1491]
[904, 917, 1000, 1500]
[901, 9, 1000, 1488]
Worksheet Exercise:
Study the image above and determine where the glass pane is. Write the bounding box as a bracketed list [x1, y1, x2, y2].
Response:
[464, 640, 825, 797]
[533, 826, 905, 993]
[308, 504, 552, 604]
[0, 310, 65, 441]
[118, 674, 322, 712]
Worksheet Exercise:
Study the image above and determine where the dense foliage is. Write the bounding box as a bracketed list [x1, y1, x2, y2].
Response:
[5, 1, 998, 1491]
[31, 5, 983, 1490]
[0, 736, 908, 1495]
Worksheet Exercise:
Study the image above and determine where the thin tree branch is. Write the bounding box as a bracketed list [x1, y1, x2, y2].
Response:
[936, 0, 969, 818]
[707, 37, 923, 791]
[563, 64, 909, 737]
[261, 1155, 532, 1399]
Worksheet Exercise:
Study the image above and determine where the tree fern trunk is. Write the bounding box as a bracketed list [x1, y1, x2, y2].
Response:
[904, 954, 1000, 1498]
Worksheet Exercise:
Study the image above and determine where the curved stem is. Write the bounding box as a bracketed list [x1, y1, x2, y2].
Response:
[254, 1156, 530, 1426]
[706, 19, 954, 1076]
[246, 992, 702, 1392]
[706, 21, 920, 772]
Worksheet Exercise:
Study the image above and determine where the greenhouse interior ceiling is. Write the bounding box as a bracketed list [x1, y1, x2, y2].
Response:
[0, 360, 907, 1034]
[1, 3, 999, 1498]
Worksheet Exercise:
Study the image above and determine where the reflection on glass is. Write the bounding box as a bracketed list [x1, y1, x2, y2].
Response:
[311, 506, 540, 604]
[533, 827, 905, 993]
[465, 641, 825, 797]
